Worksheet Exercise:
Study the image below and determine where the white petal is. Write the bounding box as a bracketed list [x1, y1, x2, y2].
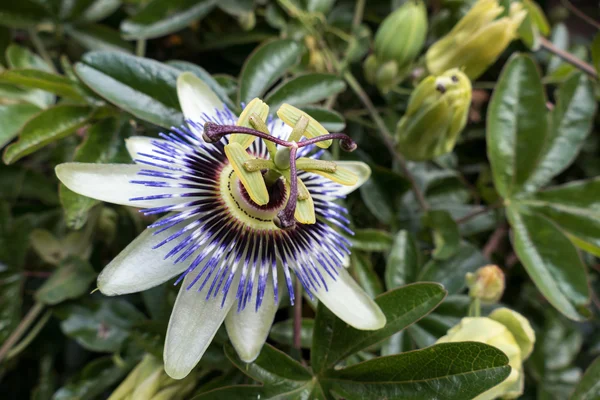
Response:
[56, 163, 192, 208]
[97, 220, 189, 295]
[125, 136, 169, 161]
[164, 272, 237, 379]
[177, 72, 224, 124]
[313, 267, 385, 330]
[270, 118, 292, 140]
[332, 161, 371, 196]
[225, 277, 278, 363]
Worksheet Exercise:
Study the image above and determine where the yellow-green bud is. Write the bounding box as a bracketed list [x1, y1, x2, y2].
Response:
[363, 54, 379, 85]
[374, 60, 399, 92]
[395, 68, 472, 161]
[374, 0, 428, 68]
[436, 309, 535, 400]
[426, 0, 527, 79]
[466, 264, 505, 304]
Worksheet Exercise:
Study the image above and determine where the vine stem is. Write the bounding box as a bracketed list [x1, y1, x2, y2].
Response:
[293, 278, 302, 350]
[539, 37, 597, 79]
[0, 302, 45, 363]
[560, 0, 600, 30]
[136, 39, 146, 57]
[352, 0, 366, 31]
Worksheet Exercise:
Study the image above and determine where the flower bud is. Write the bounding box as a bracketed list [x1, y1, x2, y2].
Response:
[364, 0, 427, 93]
[395, 68, 472, 161]
[436, 309, 535, 399]
[466, 264, 505, 304]
[426, 0, 527, 79]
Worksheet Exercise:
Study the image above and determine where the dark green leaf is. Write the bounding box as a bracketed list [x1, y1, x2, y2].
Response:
[571, 356, 600, 400]
[192, 386, 266, 400]
[121, 0, 216, 40]
[3, 105, 94, 164]
[592, 33, 600, 75]
[348, 229, 393, 252]
[301, 106, 345, 132]
[77, 0, 122, 23]
[0, 103, 41, 148]
[522, 73, 596, 192]
[322, 342, 511, 400]
[269, 319, 314, 349]
[424, 209, 460, 260]
[66, 24, 134, 53]
[75, 51, 183, 128]
[385, 230, 421, 289]
[56, 298, 145, 352]
[0, 2, 50, 28]
[517, 0, 549, 50]
[312, 283, 446, 373]
[418, 241, 487, 294]
[0, 69, 85, 100]
[6, 44, 55, 107]
[238, 39, 302, 104]
[487, 54, 547, 198]
[35, 257, 96, 305]
[351, 252, 384, 297]
[265, 73, 346, 111]
[507, 207, 589, 320]
[547, 24, 569, 74]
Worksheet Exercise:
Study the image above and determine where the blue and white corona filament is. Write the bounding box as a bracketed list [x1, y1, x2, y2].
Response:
[55, 72, 385, 380]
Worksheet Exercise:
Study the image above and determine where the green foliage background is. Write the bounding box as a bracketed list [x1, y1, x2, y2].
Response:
[0, 0, 600, 399]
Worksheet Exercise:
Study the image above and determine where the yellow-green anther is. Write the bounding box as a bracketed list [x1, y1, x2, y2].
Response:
[396, 68, 472, 161]
[426, 0, 527, 79]
[297, 177, 310, 200]
[249, 113, 277, 159]
[231, 98, 269, 148]
[305, 164, 358, 186]
[243, 159, 274, 172]
[293, 178, 315, 224]
[225, 142, 269, 205]
[287, 114, 309, 143]
[277, 104, 332, 149]
[296, 158, 337, 173]
[131, 368, 162, 399]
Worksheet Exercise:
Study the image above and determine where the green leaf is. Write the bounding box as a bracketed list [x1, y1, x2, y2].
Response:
[348, 228, 393, 252]
[507, 207, 589, 320]
[301, 106, 345, 132]
[487, 54, 547, 198]
[418, 241, 487, 294]
[312, 283, 446, 373]
[0, 69, 85, 100]
[592, 33, 600, 75]
[265, 73, 346, 111]
[238, 39, 302, 104]
[77, 0, 122, 23]
[522, 73, 596, 192]
[0, 2, 50, 28]
[385, 230, 420, 290]
[351, 252, 384, 297]
[6, 44, 55, 107]
[59, 117, 130, 229]
[547, 24, 569, 74]
[121, 0, 217, 40]
[321, 342, 511, 400]
[66, 24, 134, 54]
[75, 51, 183, 128]
[519, 178, 600, 257]
[0, 103, 41, 148]
[269, 319, 314, 349]
[517, 0, 549, 50]
[35, 257, 96, 305]
[3, 104, 94, 164]
[571, 356, 600, 400]
[168, 60, 236, 110]
[56, 298, 145, 352]
[424, 209, 460, 260]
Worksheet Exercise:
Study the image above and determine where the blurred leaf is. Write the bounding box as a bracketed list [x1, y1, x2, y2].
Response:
[522, 73, 596, 192]
[6, 44, 55, 107]
[0, 69, 85, 100]
[592, 33, 600, 75]
[571, 356, 600, 400]
[385, 230, 420, 289]
[424, 209, 460, 260]
[36, 257, 96, 305]
[518, 0, 549, 50]
[238, 39, 302, 104]
[53, 356, 135, 400]
[359, 165, 410, 223]
[3, 104, 94, 164]
[312, 283, 446, 373]
[0, 165, 59, 204]
[77, 0, 122, 23]
[348, 228, 393, 252]
[351, 252, 384, 297]
[75, 51, 183, 128]
[265, 73, 346, 111]
[56, 298, 145, 352]
[269, 318, 314, 349]
[121, 0, 217, 40]
[168, 60, 236, 110]
[418, 241, 487, 295]
[301, 106, 345, 132]
[547, 24, 569, 74]
[321, 342, 511, 400]
[0, 103, 41, 148]
[507, 207, 589, 321]
[29, 229, 63, 265]
[59, 117, 131, 229]
[66, 24, 134, 53]
[487, 54, 547, 198]
[0, 2, 50, 28]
